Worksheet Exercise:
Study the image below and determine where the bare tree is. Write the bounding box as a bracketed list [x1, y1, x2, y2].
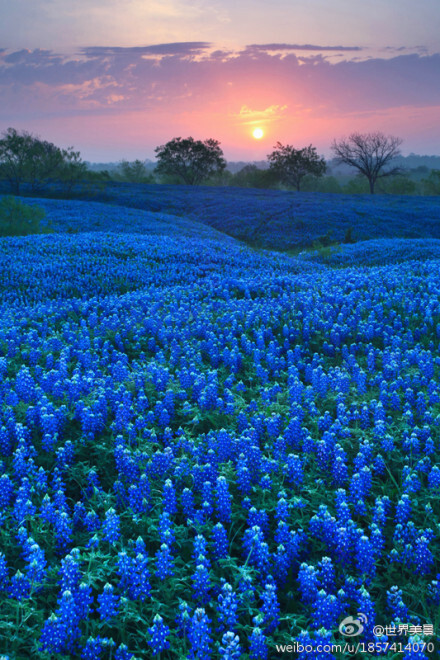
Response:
[331, 132, 403, 194]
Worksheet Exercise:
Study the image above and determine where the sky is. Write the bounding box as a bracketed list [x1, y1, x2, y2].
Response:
[1, 0, 440, 162]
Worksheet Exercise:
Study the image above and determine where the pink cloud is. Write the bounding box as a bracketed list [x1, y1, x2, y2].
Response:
[1, 45, 439, 160]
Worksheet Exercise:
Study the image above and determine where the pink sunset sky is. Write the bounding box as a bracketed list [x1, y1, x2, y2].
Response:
[1, 0, 440, 162]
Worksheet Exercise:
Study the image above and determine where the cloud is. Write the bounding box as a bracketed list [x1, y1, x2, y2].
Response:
[246, 43, 363, 52]
[235, 104, 288, 125]
[1, 43, 440, 156]
[82, 43, 212, 58]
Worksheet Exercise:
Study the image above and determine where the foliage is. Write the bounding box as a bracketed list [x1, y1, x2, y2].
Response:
[0, 127, 39, 195]
[230, 164, 278, 189]
[117, 159, 154, 184]
[422, 170, 440, 195]
[267, 143, 326, 191]
[343, 227, 355, 244]
[378, 175, 417, 195]
[154, 137, 226, 185]
[310, 237, 342, 263]
[58, 147, 88, 195]
[331, 132, 403, 194]
[0, 195, 50, 236]
[301, 174, 342, 194]
[0, 127, 86, 196]
[343, 176, 371, 195]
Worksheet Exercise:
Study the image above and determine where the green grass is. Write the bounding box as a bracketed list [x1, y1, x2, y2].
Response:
[0, 196, 51, 236]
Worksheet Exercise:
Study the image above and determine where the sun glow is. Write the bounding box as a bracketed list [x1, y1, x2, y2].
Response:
[252, 127, 264, 139]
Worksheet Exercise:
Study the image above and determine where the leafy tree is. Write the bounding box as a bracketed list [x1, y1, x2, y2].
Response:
[267, 143, 326, 191]
[25, 139, 65, 193]
[154, 137, 226, 185]
[379, 175, 417, 195]
[0, 127, 86, 195]
[58, 147, 88, 195]
[422, 169, 440, 195]
[301, 174, 342, 193]
[331, 132, 403, 194]
[118, 159, 153, 184]
[343, 176, 370, 195]
[231, 164, 278, 189]
[0, 128, 36, 195]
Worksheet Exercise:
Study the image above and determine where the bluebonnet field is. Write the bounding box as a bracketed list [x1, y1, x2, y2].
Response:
[298, 238, 440, 267]
[0, 188, 439, 659]
[40, 181, 440, 249]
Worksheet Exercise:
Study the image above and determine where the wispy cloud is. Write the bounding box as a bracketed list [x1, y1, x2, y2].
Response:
[246, 43, 363, 52]
[235, 104, 288, 125]
[82, 43, 212, 58]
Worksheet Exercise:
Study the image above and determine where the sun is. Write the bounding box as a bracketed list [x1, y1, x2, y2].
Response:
[252, 127, 264, 140]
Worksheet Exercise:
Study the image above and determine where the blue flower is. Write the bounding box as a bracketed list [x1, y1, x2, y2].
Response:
[298, 563, 320, 604]
[97, 583, 119, 621]
[414, 536, 434, 575]
[188, 608, 212, 660]
[102, 508, 121, 544]
[193, 563, 211, 605]
[402, 635, 429, 660]
[217, 582, 239, 632]
[40, 613, 67, 654]
[261, 580, 280, 633]
[211, 522, 228, 560]
[148, 614, 171, 655]
[386, 586, 409, 621]
[155, 543, 174, 580]
[215, 476, 232, 523]
[8, 570, 31, 600]
[219, 632, 241, 660]
[311, 590, 340, 630]
[248, 627, 268, 660]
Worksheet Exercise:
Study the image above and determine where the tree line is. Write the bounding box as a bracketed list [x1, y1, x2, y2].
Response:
[1, 127, 440, 196]
[153, 133, 404, 194]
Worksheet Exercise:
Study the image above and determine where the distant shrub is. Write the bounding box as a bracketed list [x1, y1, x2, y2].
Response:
[422, 169, 440, 195]
[377, 175, 417, 195]
[343, 177, 370, 194]
[0, 196, 50, 236]
[343, 227, 356, 243]
[311, 233, 341, 263]
[301, 174, 342, 193]
[314, 232, 335, 248]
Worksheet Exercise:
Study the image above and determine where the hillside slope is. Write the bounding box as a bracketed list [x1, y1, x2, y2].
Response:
[49, 182, 440, 250]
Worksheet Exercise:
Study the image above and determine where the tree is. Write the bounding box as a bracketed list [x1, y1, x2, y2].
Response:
[25, 138, 65, 193]
[58, 147, 88, 195]
[422, 170, 440, 196]
[0, 128, 36, 195]
[267, 143, 326, 191]
[231, 164, 278, 189]
[118, 159, 152, 184]
[154, 137, 226, 185]
[331, 132, 403, 194]
[0, 127, 86, 195]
